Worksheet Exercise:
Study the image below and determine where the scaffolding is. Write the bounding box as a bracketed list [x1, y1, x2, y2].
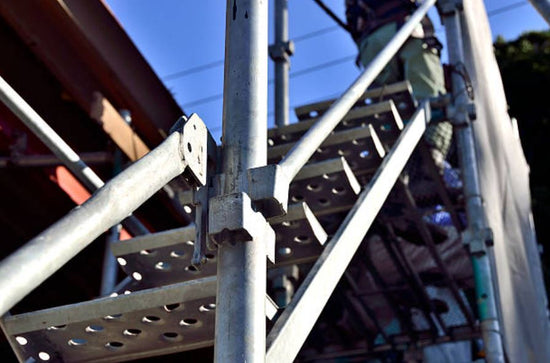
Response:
[0, 0, 548, 362]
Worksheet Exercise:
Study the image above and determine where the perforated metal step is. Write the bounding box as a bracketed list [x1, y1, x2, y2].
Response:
[111, 202, 328, 289]
[294, 81, 417, 121]
[1, 278, 278, 363]
[2, 278, 218, 363]
[268, 125, 386, 175]
[269, 100, 404, 147]
[289, 157, 360, 216]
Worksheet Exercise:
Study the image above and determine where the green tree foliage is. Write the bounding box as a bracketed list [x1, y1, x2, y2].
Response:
[494, 30, 550, 290]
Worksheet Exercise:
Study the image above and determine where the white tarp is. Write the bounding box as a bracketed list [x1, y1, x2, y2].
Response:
[460, 0, 550, 361]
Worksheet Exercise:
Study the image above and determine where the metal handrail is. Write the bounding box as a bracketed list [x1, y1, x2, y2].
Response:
[278, 0, 437, 180]
[0, 111, 206, 316]
[266, 102, 432, 362]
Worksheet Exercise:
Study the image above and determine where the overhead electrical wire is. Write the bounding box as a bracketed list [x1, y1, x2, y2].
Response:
[163, 25, 340, 82]
[180, 1, 530, 109]
[181, 54, 356, 108]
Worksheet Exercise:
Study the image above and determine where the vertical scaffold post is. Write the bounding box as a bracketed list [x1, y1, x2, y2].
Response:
[440, 2, 505, 362]
[215, 0, 268, 361]
[272, 0, 292, 127]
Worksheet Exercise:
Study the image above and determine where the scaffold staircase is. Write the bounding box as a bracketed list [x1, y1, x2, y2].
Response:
[0, 78, 481, 362]
[2, 0, 543, 361]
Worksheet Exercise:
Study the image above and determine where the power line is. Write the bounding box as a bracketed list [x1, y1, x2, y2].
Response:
[182, 54, 356, 108]
[181, 1, 531, 109]
[163, 60, 224, 81]
[487, 1, 528, 16]
[163, 25, 342, 82]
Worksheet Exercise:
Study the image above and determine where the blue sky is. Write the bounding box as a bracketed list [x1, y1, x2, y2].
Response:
[104, 0, 548, 143]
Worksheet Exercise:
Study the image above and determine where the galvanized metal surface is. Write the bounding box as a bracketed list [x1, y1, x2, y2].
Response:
[277, 12, 432, 181]
[0, 115, 208, 317]
[269, 125, 386, 175]
[441, 2, 505, 362]
[272, 0, 291, 127]
[294, 81, 416, 121]
[215, 1, 269, 360]
[269, 101, 404, 147]
[3, 277, 217, 363]
[268, 202, 327, 266]
[113, 201, 327, 287]
[266, 102, 431, 363]
[290, 158, 361, 215]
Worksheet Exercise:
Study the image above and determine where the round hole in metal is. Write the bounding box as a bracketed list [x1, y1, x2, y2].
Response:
[306, 183, 321, 192]
[15, 336, 27, 346]
[359, 150, 370, 158]
[85, 325, 104, 333]
[68, 338, 87, 347]
[199, 303, 216, 312]
[164, 303, 181, 312]
[180, 318, 198, 326]
[142, 315, 162, 324]
[38, 352, 51, 361]
[185, 265, 199, 274]
[322, 173, 338, 181]
[162, 332, 180, 342]
[170, 250, 185, 258]
[46, 324, 67, 331]
[155, 261, 171, 271]
[132, 272, 143, 281]
[116, 257, 127, 266]
[105, 341, 124, 350]
[332, 186, 345, 195]
[139, 249, 156, 256]
[123, 329, 142, 337]
[103, 314, 122, 321]
[278, 247, 292, 257]
[293, 235, 310, 244]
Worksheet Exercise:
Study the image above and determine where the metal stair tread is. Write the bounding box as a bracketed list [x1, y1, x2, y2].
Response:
[294, 81, 416, 121]
[269, 100, 404, 147]
[2, 277, 278, 363]
[268, 124, 386, 175]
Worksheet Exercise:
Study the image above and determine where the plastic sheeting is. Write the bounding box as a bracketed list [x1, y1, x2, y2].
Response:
[460, 0, 550, 361]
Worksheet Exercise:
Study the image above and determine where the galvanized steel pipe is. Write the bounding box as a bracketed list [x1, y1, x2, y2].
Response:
[267, 104, 431, 362]
[215, 0, 268, 361]
[441, 4, 505, 363]
[274, 0, 290, 127]
[0, 128, 190, 316]
[0, 76, 149, 237]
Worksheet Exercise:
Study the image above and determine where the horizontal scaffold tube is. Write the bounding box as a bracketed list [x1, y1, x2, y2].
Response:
[279, 0, 436, 180]
[0, 126, 190, 316]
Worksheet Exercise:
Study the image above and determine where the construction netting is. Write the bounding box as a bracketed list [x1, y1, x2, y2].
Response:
[461, 0, 550, 361]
